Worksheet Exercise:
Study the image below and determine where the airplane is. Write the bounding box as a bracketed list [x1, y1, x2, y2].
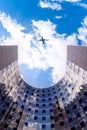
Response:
[37, 36, 49, 47]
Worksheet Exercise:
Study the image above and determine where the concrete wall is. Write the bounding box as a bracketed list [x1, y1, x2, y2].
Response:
[0, 45, 18, 70]
[67, 45, 87, 71]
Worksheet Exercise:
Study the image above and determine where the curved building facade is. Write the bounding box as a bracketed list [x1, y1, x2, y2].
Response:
[0, 45, 87, 130]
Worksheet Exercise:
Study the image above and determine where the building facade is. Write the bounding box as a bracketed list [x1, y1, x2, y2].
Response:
[0, 45, 87, 130]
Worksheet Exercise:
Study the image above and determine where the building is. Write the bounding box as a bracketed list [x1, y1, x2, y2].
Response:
[0, 45, 87, 130]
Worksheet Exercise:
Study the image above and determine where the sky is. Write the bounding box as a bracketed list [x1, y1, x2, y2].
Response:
[0, 0, 87, 88]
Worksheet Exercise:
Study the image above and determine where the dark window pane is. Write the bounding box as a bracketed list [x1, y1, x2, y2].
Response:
[42, 124, 46, 129]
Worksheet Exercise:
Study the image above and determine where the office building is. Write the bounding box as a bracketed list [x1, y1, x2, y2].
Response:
[0, 45, 87, 130]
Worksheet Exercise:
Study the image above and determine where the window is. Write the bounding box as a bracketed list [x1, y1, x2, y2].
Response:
[50, 109, 52, 112]
[37, 94, 39, 97]
[21, 105, 24, 109]
[73, 105, 77, 109]
[49, 103, 52, 106]
[84, 106, 87, 112]
[8, 115, 12, 119]
[4, 123, 8, 128]
[76, 112, 80, 117]
[35, 109, 38, 113]
[42, 90, 45, 93]
[60, 121, 64, 126]
[79, 99, 82, 103]
[84, 91, 87, 96]
[62, 97, 65, 101]
[36, 104, 39, 107]
[51, 124, 55, 128]
[48, 93, 51, 96]
[71, 127, 76, 130]
[80, 121, 85, 128]
[13, 128, 17, 130]
[56, 101, 59, 104]
[32, 93, 34, 95]
[47, 89, 50, 92]
[55, 96, 57, 99]
[59, 113, 62, 117]
[34, 116, 38, 120]
[50, 115, 54, 120]
[16, 119, 20, 124]
[42, 117, 46, 120]
[6, 102, 10, 107]
[48, 98, 51, 101]
[42, 104, 46, 107]
[42, 124, 46, 129]
[26, 90, 29, 93]
[42, 110, 46, 113]
[60, 92, 62, 96]
[58, 88, 60, 91]
[25, 122, 28, 127]
[28, 108, 31, 111]
[36, 98, 39, 101]
[42, 99, 45, 101]
[66, 109, 70, 114]
[25, 95, 27, 98]
[23, 99, 26, 103]
[68, 118, 72, 123]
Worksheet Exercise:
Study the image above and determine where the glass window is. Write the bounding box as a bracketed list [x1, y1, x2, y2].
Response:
[42, 99, 45, 101]
[42, 117, 46, 120]
[4, 123, 8, 128]
[37, 94, 39, 97]
[42, 110, 46, 113]
[80, 121, 85, 128]
[60, 92, 62, 96]
[71, 127, 76, 130]
[36, 104, 39, 107]
[13, 128, 17, 130]
[28, 108, 31, 111]
[49, 103, 52, 106]
[42, 94, 45, 97]
[42, 124, 46, 129]
[60, 121, 64, 126]
[48, 93, 51, 96]
[42, 90, 45, 93]
[48, 98, 51, 101]
[36, 98, 39, 101]
[25, 122, 28, 127]
[21, 105, 24, 109]
[42, 104, 46, 107]
[47, 89, 50, 92]
[34, 116, 38, 120]
[35, 109, 38, 113]
[50, 109, 53, 112]
[51, 124, 55, 128]
[62, 97, 65, 101]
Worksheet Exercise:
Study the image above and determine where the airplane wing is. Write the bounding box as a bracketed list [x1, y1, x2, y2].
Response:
[37, 39, 42, 41]
[43, 39, 48, 41]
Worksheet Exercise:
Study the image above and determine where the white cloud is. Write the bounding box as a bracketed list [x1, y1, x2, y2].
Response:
[65, 0, 80, 2]
[0, 11, 79, 85]
[55, 15, 63, 19]
[39, 1, 62, 10]
[52, 0, 81, 3]
[77, 16, 87, 45]
[55, 0, 87, 9]
[77, 3, 87, 9]
[66, 33, 78, 45]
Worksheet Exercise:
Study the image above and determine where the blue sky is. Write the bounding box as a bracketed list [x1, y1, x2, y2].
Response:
[0, 0, 87, 88]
